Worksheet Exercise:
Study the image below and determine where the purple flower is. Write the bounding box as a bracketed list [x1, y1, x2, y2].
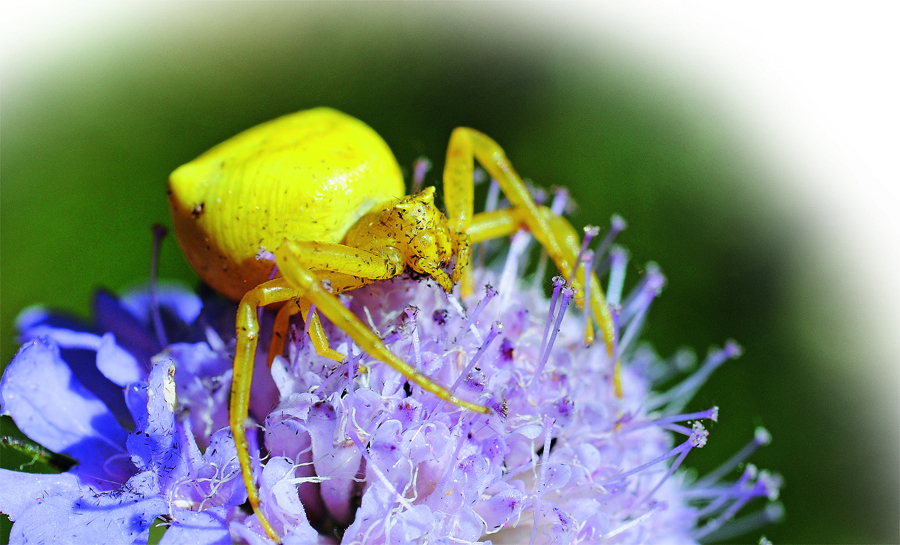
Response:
[1, 216, 781, 544]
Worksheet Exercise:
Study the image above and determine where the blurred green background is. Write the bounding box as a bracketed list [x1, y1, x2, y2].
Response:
[1, 4, 897, 544]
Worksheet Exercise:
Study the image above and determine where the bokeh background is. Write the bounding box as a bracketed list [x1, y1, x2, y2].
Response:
[2, 3, 897, 544]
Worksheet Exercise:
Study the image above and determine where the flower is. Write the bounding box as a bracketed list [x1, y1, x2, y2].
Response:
[0, 213, 781, 544]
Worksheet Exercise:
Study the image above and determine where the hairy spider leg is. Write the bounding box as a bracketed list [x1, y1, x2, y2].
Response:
[231, 277, 306, 543]
[442, 128, 616, 358]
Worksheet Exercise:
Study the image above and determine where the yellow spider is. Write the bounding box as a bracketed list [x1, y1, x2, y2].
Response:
[166, 107, 616, 542]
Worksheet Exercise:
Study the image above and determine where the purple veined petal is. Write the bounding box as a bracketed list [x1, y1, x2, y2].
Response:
[127, 358, 185, 479]
[0, 338, 132, 488]
[269, 355, 298, 399]
[231, 457, 323, 545]
[475, 487, 527, 532]
[306, 402, 362, 526]
[158, 506, 231, 545]
[14, 305, 84, 337]
[367, 419, 412, 486]
[342, 484, 422, 544]
[264, 396, 325, 520]
[171, 427, 246, 511]
[165, 342, 232, 445]
[445, 506, 487, 543]
[389, 504, 435, 543]
[541, 463, 572, 492]
[260, 457, 319, 540]
[229, 522, 273, 545]
[0, 468, 80, 520]
[7, 489, 166, 545]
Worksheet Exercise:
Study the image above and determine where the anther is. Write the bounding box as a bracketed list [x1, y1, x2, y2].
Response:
[623, 406, 720, 434]
[550, 187, 569, 216]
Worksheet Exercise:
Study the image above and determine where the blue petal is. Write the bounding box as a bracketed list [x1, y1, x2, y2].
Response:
[7, 489, 165, 545]
[16, 307, 135, 421]
[0, 338, 131, 488]
[158, 507, 231, 545]
[0, 468, 80, 520]
[120, 282, 203, 326]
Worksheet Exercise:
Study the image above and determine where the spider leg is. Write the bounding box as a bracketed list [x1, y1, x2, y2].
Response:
[443, 127, 615, 358]
[267, 298, 343, 368]
[232, 277, 304, 543]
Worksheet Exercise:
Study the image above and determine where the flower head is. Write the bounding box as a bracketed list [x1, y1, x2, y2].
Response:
[1, 214, 781, 544]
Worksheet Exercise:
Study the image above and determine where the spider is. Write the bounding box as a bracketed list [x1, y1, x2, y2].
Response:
[167, 107, 616, 542]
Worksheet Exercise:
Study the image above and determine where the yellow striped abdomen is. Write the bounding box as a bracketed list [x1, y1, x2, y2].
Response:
[167, 108, 405, 300]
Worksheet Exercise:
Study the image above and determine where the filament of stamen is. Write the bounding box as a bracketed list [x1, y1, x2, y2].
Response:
[601, 502, 665, 541]
[531, 285, 574, 389]
[149, 224, 169, 348]
[605, 246, 629, 308]
[537, 277, 566, 366]
[498, 231, 532, 304]
[617, 266, 665, 353]
[649, 341, 742, 412]
[593, 214, 627, 265]
[457, 284, 497, 342]
[567, 226, 599, 285]
[604, 423, 708, 485]
[695, 427, 771, 488]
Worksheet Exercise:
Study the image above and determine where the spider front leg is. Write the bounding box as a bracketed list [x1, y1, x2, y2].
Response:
[443, 127, 615, 355]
